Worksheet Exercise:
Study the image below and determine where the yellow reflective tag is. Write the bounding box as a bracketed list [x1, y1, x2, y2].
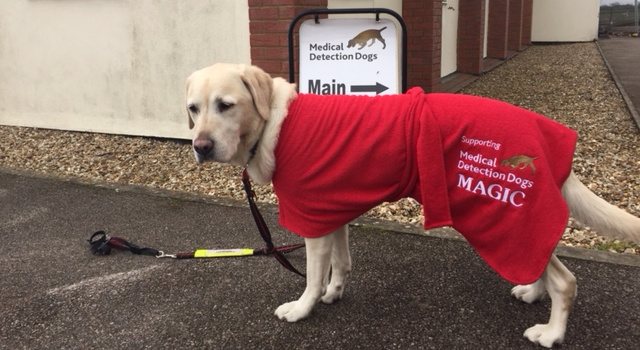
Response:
[193, 248, 254, 258]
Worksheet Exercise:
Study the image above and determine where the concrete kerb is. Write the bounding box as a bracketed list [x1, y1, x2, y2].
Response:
[596, 40, 640, 131]
[3, 165, 638, 269]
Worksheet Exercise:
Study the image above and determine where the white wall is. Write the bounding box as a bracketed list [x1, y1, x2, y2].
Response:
[0, 0, 250, 139]
[532, 0, 600, 42]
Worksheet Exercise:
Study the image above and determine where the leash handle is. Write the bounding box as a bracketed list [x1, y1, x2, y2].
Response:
[89, 231, 160, 257]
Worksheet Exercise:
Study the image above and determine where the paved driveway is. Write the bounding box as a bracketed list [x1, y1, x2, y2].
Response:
[1, 169, 639, 349]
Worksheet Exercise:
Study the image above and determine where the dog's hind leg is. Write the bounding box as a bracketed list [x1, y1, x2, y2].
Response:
[522, 255, 577, 348]
[275, 232, 334, 322]
[321, 225, 352, 304]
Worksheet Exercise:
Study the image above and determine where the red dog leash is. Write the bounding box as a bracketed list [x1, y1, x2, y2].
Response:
[86, 169, 305, 276]
[88, 230, 304, 260]
[241, 168, 306, 277]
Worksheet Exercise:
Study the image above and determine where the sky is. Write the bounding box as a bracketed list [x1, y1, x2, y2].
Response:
[600, 0, 635, 5]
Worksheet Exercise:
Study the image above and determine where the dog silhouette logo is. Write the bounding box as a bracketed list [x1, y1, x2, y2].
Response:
[501, 155, 539, 174]
[347, 27, 387, 50]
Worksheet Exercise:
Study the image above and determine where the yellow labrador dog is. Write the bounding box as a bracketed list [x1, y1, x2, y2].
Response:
[185, 63, 640, 348]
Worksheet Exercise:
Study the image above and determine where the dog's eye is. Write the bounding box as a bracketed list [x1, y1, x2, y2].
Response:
[187, 104, 199, 114]
[218, 101, 234, 113]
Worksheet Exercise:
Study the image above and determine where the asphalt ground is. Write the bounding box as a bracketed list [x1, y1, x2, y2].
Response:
[1, 168, 639, 350]
[2, 38, 640, 350]
[597, 36, 640, 129]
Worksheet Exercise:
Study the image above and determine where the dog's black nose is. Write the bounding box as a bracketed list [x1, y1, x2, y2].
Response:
[193, 138, 214, 156]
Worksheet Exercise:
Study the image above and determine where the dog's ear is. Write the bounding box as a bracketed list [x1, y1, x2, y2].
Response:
[241, 65, 273, 120]
[185, 76, 195, 129]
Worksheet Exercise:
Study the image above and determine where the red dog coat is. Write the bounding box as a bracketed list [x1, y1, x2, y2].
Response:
[271, 88, 577, 284]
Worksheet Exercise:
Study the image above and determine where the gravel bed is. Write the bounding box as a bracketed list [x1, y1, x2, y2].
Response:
[1, 42, 638, 255]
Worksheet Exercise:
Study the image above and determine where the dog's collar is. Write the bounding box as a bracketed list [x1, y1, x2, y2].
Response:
[246, 118, 267, 165]
[247, 139, 260, 164]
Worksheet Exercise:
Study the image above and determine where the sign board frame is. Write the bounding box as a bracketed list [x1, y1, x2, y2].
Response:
[299, 18, 398, 95]
[288, 8, 407, 94]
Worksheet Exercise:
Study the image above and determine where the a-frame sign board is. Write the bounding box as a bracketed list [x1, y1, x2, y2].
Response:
[288, 8, 407, 95]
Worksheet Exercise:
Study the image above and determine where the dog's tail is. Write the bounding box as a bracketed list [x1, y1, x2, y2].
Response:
[563, 171, 640, 243]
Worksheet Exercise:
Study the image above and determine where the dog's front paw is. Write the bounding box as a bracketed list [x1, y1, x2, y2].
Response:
[524, 323, 564, 348]
[274, 301, 312, 322]
[511, 281, 546, 304]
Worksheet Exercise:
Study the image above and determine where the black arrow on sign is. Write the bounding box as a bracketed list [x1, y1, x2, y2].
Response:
[350, 82, 389, 95]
